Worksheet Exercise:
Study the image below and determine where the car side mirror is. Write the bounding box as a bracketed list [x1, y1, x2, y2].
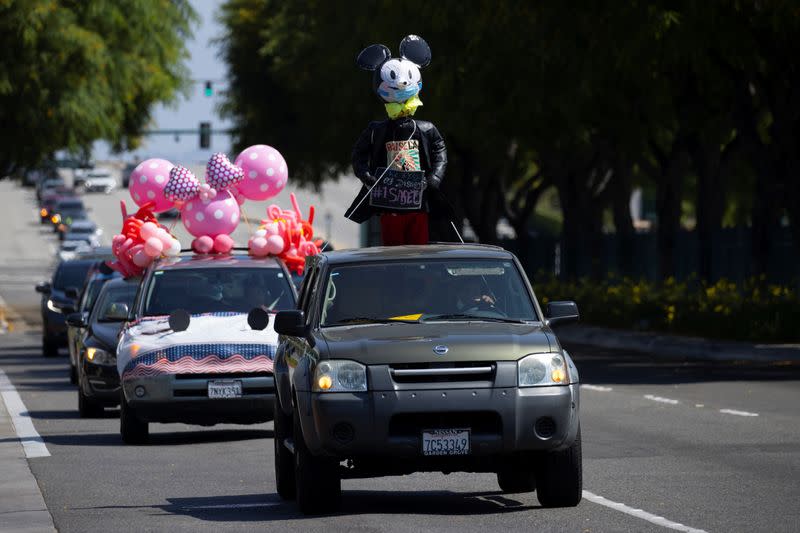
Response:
[545, 301, 579, 327]
[65, 287, 80, 300]
[35, 281, 51, 294]
[274, 310, 307, 336]
[105, 303, 130, 322]
[66, 312, 88, 328]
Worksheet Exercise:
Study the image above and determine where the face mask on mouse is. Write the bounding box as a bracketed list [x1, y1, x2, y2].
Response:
[357, 35, 432, 119]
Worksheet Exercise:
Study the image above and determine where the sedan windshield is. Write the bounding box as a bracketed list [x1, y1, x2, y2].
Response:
[142, 267, 295, 316]
[53, 261, 94, 290]
[320, 259, 537, 326]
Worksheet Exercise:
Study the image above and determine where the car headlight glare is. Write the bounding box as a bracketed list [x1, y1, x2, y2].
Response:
[86, 347, 115, 365]
[518, 353, 570, 386]
[46, 299, 61, 313]
[313, 360, 367, 392]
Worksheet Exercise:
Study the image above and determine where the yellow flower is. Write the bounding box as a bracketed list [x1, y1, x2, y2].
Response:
[706, 287, 716, 298]
[714, 304, 723, 313]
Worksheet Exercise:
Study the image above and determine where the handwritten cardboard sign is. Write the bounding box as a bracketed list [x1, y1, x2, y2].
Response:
[369, 168, 425, 211]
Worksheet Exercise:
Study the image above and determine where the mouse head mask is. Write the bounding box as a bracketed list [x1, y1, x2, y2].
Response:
[357, 35, 432, 109]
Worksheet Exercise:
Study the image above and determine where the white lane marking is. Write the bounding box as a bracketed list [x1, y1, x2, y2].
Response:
[181, 502, 281, 510]
[0, 369, 51, 458]
[695, 404, 704, 408]
[719, 408, 759, 417]
[582, 384, 613, 391]
[583, 491, 708, 533]
[644, 394, 680, 405]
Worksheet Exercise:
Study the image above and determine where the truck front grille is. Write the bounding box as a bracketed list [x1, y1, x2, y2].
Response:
[389, 362, 495, 384]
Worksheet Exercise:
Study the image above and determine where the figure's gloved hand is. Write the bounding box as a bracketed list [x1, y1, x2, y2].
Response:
[362, 173, 378, 187]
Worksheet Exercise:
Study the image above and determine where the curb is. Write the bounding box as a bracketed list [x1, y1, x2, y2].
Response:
[0, 372, 57, 532]
[555, 324, 800, 363]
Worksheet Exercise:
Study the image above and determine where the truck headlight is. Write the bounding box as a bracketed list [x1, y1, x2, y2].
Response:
[518, 353, 570, 387]
[86, 347, 115, 366]
[313, 360, 367, 392]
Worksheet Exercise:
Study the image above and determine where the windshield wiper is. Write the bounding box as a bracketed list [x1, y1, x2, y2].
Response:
[422, 313, 529, 324]
[326, 316, 418, 326]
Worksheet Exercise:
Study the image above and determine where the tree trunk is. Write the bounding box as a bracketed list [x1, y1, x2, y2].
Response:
[655, 146, 688, 280]
[611, 165, 635, 277]
[690, 138, 724, 282]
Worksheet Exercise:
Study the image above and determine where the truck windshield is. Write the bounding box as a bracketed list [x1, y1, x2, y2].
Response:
[320, 259, 538, 326]
[142, 267, 295, 316]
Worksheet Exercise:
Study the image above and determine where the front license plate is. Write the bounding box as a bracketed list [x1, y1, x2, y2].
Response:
[207, 380, 242, 399]
[422, 428, 470, 456]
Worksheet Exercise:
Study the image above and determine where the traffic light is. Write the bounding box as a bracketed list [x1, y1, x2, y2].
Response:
[204, 81, 213, 97]
[199, 122, 211, 149]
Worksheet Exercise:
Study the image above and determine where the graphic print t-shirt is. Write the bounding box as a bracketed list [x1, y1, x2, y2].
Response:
[386, 140, 421, 171]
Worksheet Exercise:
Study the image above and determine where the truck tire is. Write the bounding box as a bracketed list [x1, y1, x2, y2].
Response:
[274, 397, 296, 500]
[120, 392, 149, 444]
[78, 385, 103, 418]
[536, 426, 582, 507]
[293, 410, 341, 514]
[43, 336, 59, 358]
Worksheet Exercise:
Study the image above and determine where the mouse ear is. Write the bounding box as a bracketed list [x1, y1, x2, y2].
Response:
[399, 35, 431, 67]
[356, 44, 391, 71]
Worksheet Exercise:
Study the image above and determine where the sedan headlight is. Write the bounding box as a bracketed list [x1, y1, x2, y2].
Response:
[313, 360, 367, 392]
[86, 347, 115, 366]
[518, 353, 570, 387]
[47, 299, 62, 313]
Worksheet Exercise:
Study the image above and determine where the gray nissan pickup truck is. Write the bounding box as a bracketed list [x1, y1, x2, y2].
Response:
[273, 244, 582, 514]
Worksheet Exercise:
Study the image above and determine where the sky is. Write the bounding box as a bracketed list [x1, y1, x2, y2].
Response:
[93, 0, 232, 165]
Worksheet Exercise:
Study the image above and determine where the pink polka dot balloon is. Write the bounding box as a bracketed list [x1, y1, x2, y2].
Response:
[181, 192, 241, 238]
[234, 145, 288, 201]
[129, 158, 175, 213]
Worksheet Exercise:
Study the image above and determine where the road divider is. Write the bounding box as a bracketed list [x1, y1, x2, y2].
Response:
[583, 490, 708, 532]
[719, 408, 759, 417]
[0, 369, 50, 458]
[644, 394, 680, 405]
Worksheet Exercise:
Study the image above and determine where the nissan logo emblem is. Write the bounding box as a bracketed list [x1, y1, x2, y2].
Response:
[433, 345, 449, 355]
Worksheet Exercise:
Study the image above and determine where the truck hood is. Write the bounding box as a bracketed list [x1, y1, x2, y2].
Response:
[320, 321, 553, 365]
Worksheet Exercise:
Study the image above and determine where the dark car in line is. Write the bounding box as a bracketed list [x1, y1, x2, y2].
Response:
[67, 263, 121, 384]
[35, 259, 97, 357]
[36, 176, 66, 201]
[39, 190, 77, 224]
[67, 278, 138, 417]
[50, 198, 89, 233]
[273, 244, 582, 514]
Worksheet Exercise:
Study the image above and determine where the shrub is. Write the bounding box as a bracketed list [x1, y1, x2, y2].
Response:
[532, 273, 800, 342]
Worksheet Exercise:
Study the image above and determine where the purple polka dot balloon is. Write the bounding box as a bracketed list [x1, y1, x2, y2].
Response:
[164, 165, 200, 202]
[206, 153, 244, 191]
[234, 145, 288, 201]
[128, 158, 175, 213]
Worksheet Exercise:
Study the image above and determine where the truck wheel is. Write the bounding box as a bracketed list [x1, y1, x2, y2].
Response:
[293, 410, 341, 514]
[536, 426, 582, 507]
[43, 337, 59, 358]
[274, 398, 296, 500]
[497, 466, 536, 493]
[120, 392, 149, 444]
[78, 386, 103, 418]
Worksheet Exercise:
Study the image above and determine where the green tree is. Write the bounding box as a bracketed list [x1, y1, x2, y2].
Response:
[0, 0, 196, 174]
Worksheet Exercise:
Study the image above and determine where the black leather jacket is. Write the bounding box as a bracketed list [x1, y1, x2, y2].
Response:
[346, 118, 451, 223]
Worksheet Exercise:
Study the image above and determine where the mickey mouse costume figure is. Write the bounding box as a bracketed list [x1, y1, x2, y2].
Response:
[345, 35, 450, 245]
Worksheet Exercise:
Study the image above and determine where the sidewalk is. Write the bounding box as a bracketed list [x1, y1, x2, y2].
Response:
[0, 372, 56, 532]
[556, 323, 800, 362]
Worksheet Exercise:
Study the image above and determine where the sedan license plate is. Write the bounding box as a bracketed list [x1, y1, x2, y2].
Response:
[207, 380, 242, 399]
[422, 428, 470, 456]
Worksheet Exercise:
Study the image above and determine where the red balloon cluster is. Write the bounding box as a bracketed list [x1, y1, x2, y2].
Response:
[107, 201, 181, 278]
[248, 193, 322, 274]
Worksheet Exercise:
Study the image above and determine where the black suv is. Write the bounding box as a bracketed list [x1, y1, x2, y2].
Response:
[36, 259, 96, 357]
